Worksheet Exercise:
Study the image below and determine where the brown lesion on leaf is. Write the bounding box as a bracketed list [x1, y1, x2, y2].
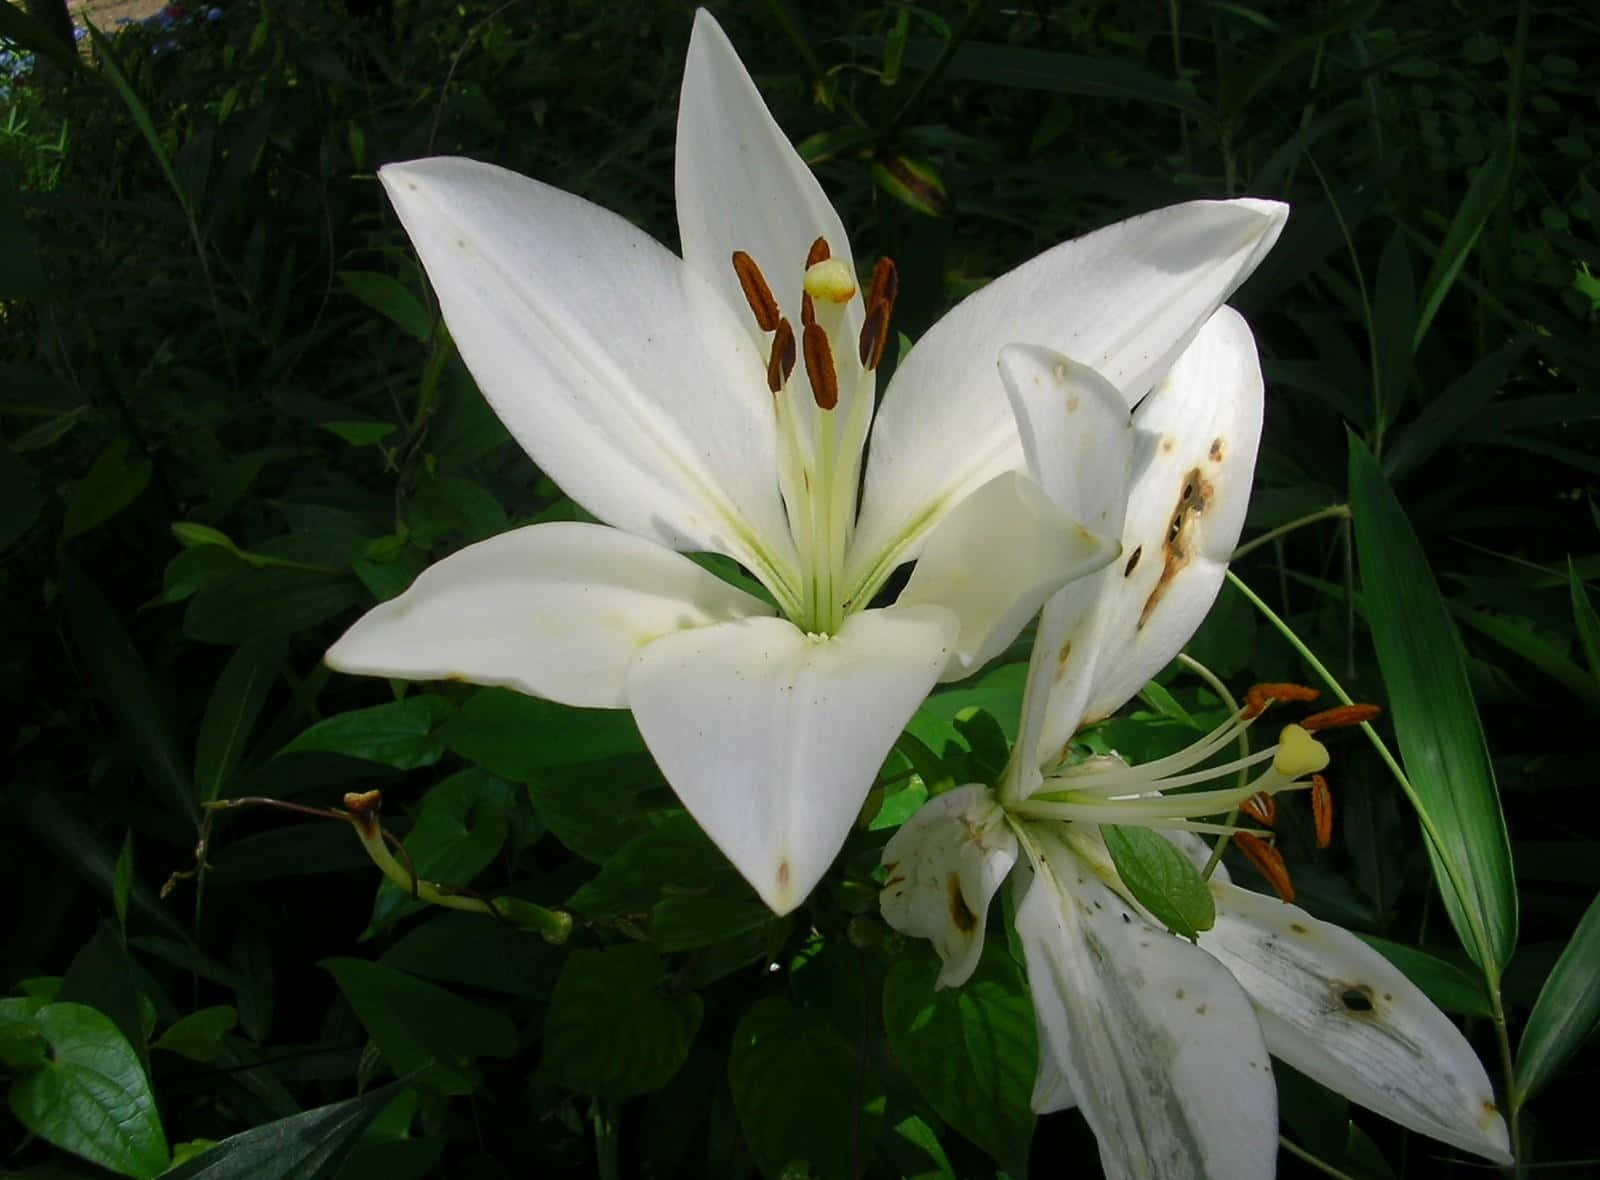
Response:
[947, 872, 977, 933]
[1138, 466, 1212, 629]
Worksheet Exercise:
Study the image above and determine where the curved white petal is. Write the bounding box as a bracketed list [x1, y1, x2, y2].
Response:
[1017, 829, 1278, 1180]
[897, 470, 1120, 682]
[880, 784, 1018, 988]
[1200, 882, 1513, 1164]
[1029, 1009, 1079, 1113]
[627, 604, 958, 915]
[849, 199, 1286, 589]
[676, 11, 860, 349]
[996, 347, 1134, 790]
[324, 522, 773, 708]
[1036, 306, 1264, 765]
[378, 158, 799, 593]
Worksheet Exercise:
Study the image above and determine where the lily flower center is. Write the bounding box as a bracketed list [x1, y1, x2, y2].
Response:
[728, 239, 900, 635]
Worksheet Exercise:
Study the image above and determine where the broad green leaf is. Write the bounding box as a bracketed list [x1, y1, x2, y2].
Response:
[8, 1003, 170, 1179]
[369, 769, 516, 928]
[323, 959, 515, 1095]
[279, 696, 452, 769]
[59, 923, 150, 1076]
[522, 756, 666, 864]
[649, 893, 773, 953]
[1103, 824, 1215, 939]
[438, 687, 644, 778]
[320, 421, 398, 448]
[882, 943, 1037, 1171]
[153, 1007, 238, 1064]
[729, 995, 882, 1179]
[1515, 892, 1600, 1107]
[194, 638, 283, 802]
[0, 996, 48, 1069]
[159, 1078, 407, 1179]
[567, 812, 748, 918]
[337, 270, 431, 343]
[381, 912, 549, 998]
[183, 568, 362, 645]
[151, 545, 248, 608]
[1356, 936, 1493, 1017]
[540, 944, 701, 1098]
[61, 437, 153, 542]
[1413, 137, 1514, 349]
[1348, 435, 1516, 976]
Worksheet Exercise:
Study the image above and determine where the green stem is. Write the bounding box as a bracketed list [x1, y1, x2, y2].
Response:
[1231, 504, 1351, 561]
[592, 1097, 620, 1180]
[885, 0, 992, 135]
[1278, 1135, 1358, 1180]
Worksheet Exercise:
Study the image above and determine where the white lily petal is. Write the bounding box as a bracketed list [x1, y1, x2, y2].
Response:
[1030, 1008, 1080, 1113]
[628, 604, 958, 915]
[880, 785, 1018, 987]
[325, 522, 773, 708]
[1037, 307, 1264, 762]
[676, 11, 860, 348]
[848, 199, 1287, 590]
[996, 346, 1134, 791]
[898, 470, 1120, 682]
[1017, 829, 1278, 1180]
[1200, 882, 1513, 1164]
[378, 158, 799, 592]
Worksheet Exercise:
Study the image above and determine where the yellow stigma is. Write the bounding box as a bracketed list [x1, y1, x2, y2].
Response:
[1273, 724, 1329, 777]
[803, 258, 856, 303]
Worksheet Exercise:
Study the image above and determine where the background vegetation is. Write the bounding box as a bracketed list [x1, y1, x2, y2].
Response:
[1, 0, 1596, 1176]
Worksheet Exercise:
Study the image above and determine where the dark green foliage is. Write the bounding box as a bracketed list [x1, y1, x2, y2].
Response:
[2, 0, 1596, 1176]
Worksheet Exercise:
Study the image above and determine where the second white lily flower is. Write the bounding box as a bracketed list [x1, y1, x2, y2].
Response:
[326, 9, 1286, 915]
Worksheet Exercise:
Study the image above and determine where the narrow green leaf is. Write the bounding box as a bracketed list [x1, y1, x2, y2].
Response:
[1515, 892, 1600, 1107]
[278, 695, 452, 769]
[1103, 825, 1215, 939]
[1451, 603, 1600, 710]
[883, 943, 1036, 1171]
[1413, 138, 1514, 350]
[1567, 561, 1600, 683]
[1371, 230, 1415, 436]
[61, 437, 153, 542]
[320, 420, 398, 448]
[112, 833, 133, 936]
[159, 1079, 406, 1179]
[193, 639, 283, 802]
[337, 271, 431, 343]
[1347, 434, 1516, 976]
[85, 23, 192, 220]
[1382, 339, 1528, 478]
[8, 1003, 170, 1179]
[541, 944, 702, 1098]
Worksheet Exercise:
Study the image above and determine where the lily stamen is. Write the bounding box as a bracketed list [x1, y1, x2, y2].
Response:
[1311, 773, 1333, 847]
[1242, 680, 1320, 720]
[1300, 703, 1381, 732]
[730, 250, 780, 330]
[802, 321, 839, 410]
[766, 318, 796, 393]
[1233, 831, 1295, 901]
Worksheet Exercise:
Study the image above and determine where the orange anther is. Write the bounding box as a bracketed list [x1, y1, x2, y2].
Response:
[1234, 832, 1295, 902]
[1240, 792, 1276, 827]
[767, 318, 796, 394]
[801, 291, 815, 327]
[1243, 682, 1321, 720]
[1300, 704, 1381, 732]
[805, 236, 831, 267]
[731, 251, 780, 332]
[867, 256, 898, 314]
[859, 300, 890, 369]
[1311, 773, 1333, 849]
[802, 321, 838, 410]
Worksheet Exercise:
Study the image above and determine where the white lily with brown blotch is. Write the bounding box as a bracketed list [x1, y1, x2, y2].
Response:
[880, 312, 1512, 1176]
[325, 8, 1287, 917]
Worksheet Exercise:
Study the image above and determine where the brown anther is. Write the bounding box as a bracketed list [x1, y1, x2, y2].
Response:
[802, 321, 839, 410]
[1240, 792, 1277, 828]
[1242, 682, 1321, 720]
[1233, 832, 1295, 902]
[801, 291, 815, 327]
[805, 236, 831, 267]
[866, 256, 898, 314]
[858, 299, 890, 369]
[342, 790, 383, 814]
[767, 318, 796, 394]
[730, 250, 780, 332]
[1300, 704, 1382, 733]
[1311, 774, 1334, 849]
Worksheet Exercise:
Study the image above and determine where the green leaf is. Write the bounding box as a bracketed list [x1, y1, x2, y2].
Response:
[1356, 936, 1492, 1017]
[1102, 825, 1215, 939]
[279, 696, 452, 769]
[0, 996, 48, 1069]
[183, 567, 362, 645]
[438, 687, 644, 778]
[1567, 561, 1600, 684]
[882, 943, 1036, 1171]
[1413, 137, 1514, 350]
[1515, 892, 1600, 1107]
[0, 440, 45, 551]
[85, 23, 193, 220]
[567, 812, 746, 919]
[1347, 434, 1516, 977]
[0, 2, 90, 75]
[1451, 604, 1600, 710]
[870, 153, 948, 218]
[337, 271, 431, 343]
[1371, 230, 1415, 436]
[113, 833, 133, 937]
[158, 1079, 407, 1179]
[8, 1003, 170, 1179]
[522, 759, 664, 863]
[320, 421, 398, 448]
[61, 437, 153, 542]
[323, 959, 515, 1095]
[153, 1007, 238, 1064]
[540, 944, 701, 1098]
[193, 639, 283, 802]
[729, 995, 882, 1179]
[369, 770, 516, 929]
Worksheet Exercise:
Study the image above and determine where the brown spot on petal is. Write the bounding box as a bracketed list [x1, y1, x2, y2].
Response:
[948, 872, 977, 933]
[1138, 467, 1212, 629]
[1055, 639, 1073, 676]
[777, 860, 791, 890]
[1210, 437, 1225, 462]
[1123, 545, 1142, 576]
[1338, 984, 1375, 1014]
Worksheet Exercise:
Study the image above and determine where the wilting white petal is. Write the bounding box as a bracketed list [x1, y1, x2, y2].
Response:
[848, 200, 1286, 589]
[378, 158, 799, 590]
[628, 604, 958, 915]
[1200, 882, 1513, 1164]
[1034, 307, 1264, 765]
[880, 785, 1017, 987]
[676, 10, 860, 350]
[1017, 830, 1278, 1180]
[1029, 1010, 1079, 1113]
[898, 471, 1120, 682]
[325, 522, 772, 708]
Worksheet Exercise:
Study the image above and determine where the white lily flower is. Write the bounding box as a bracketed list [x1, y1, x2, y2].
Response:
[326, 8, 1286, 916]
[882, 309, 1512, 1175]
